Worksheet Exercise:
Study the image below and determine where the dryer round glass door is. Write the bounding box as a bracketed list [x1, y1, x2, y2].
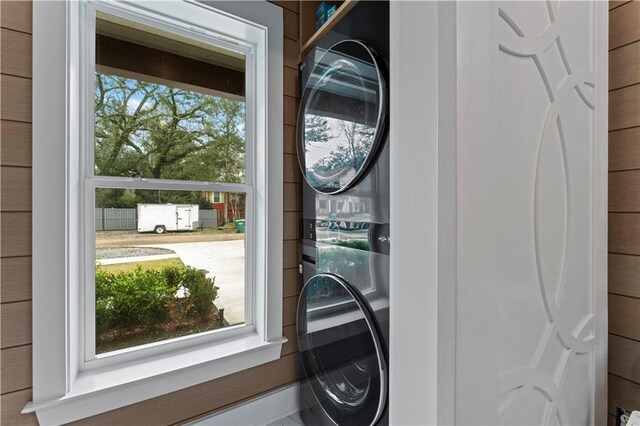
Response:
[297, 274, 387, 426]
[297, 40, 387, 194]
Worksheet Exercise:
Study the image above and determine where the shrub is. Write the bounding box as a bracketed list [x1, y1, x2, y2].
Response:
[96, 265, 220, 334]
[162, 266, 184, 289]
[182, 268, 218, 319]
[96, 266, 178, 330]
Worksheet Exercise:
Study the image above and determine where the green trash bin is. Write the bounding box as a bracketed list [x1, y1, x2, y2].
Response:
[235, 219, 246, 233]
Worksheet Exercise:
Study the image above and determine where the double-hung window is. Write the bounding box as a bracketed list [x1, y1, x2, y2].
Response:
[29, 1, 283, 424]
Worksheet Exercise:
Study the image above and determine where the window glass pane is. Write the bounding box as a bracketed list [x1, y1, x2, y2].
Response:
[94, 14, 246, 183]
[95, 188, 246, 354]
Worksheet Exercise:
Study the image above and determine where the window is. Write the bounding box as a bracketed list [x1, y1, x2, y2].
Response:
[91, 13, 250, 356]
[29, 1, 283, 423]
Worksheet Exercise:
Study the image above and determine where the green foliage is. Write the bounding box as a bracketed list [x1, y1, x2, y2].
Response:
[330, 239, 370, 251]
[95, 265, 219, 335]
[182, 268, 218, 319]
[316, 246, 370, 276]
[304, 114, 332, 144]
[95, 267, 177, 334]
[94, 73, 246, 208]
[313, 121, 375, 176]
[95, 188, 212, 209]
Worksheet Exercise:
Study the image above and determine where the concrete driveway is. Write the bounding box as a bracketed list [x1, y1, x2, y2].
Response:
[141, 240, 246, 325]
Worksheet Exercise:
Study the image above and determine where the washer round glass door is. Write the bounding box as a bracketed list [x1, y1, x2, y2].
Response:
[297, 274, 387, 426]
[298, 40, 387, 194]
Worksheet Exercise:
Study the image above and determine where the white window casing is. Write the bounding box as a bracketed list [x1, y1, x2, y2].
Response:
[28, 1, 284, 424]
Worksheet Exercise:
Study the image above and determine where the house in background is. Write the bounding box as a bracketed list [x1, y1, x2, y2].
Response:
[206, 191, 246, 225]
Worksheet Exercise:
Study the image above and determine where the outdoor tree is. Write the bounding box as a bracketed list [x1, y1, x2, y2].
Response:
[94, 72, 246, 208]
[314, 119, 375, 175]
[304, 114, 332, 146]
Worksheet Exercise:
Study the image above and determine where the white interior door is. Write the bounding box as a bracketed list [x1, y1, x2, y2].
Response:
[455, 2, 608, 425]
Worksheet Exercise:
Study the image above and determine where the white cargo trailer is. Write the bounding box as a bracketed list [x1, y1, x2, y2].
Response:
[137, 204, 199, 234]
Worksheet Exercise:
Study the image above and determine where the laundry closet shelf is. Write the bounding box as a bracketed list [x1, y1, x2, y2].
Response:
[300, 0, 359, 57]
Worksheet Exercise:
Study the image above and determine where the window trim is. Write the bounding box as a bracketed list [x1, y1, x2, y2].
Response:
[28, 1, 284, 424]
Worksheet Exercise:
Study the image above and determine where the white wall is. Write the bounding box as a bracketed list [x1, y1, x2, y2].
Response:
[390, 2, 457, 425]
[390, 2, 607, 425]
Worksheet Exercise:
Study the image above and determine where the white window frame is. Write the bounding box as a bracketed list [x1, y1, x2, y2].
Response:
[27, 1, 284, 424]
[84, 1, 258, 367]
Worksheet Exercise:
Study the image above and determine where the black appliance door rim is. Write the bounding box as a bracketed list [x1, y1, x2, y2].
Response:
[296, 39, 388, 195]
[296, 273, 388, 426]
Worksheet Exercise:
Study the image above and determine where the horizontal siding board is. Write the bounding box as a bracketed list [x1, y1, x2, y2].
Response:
[1, 389, 37, 426]
[610, 0, 631, 10]
[0, 75, 32, 123]
[609, 213, 640, 255]
[609, 84, 640, 131]
[609, 41, 640, 90]
[283, 240, 299, 270]
[0, 1, 32, 34]
[283, 9, 299, 41]
[0, 212, 31, 257]
[282, 267, 301, 298]
[72, 353, 298, 426]
[1, 166, 31, 211]
[1, 29, 31, 78]
[283, 66, 300, 98]
[283, 153, 301, 183]
[608, 334, 640, 384]
[284, 124, 296, 155]
[284, 37, 299, 70]
[281, 324, 298, 356]
[284, 95, 298, 126]
[283, 211, 300, 241]
[609, 126, 640, 171]
[1, 120, 31, 167]
[0, 301, 31, 348]
[0, 257, 32, 303]
[608, 373, 640, 415]
[1, 345, 32, 394]
[283, 183, 301, 212]
[282, 295, 297, 327]
[609, 293, 640, 341]
[609, 253, 640, 298]
[609, 170, 640, 211]
[609, 0, 640, 51]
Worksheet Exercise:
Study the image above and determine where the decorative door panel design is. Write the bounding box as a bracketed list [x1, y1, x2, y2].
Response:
[456, 2, 606, 425]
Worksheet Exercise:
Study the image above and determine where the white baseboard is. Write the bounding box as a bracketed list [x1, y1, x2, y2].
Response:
[188, 383, 300, 426]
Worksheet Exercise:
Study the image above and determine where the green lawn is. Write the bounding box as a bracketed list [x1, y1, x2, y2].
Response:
[98, 257, 185, 274]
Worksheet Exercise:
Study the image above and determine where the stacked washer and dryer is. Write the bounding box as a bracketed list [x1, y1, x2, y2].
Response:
[295, 2, 390, 425]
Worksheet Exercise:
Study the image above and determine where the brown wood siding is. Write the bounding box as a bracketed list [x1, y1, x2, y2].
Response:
[609, 127, 640, 171]
[609, 170, 640, 211]
[609, 253, 640, 298]
[609, 41, 640, 90]
[1, 2, 36, 422]
[0, 1, 303, 424]
[608, 0, 640, 418]
[608, 334, 640, 383]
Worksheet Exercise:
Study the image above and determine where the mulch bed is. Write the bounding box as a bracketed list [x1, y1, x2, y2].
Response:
[97, 305, 229, 354]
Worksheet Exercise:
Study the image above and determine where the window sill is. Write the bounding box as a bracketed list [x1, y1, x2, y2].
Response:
[23, 333, 286, 425]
